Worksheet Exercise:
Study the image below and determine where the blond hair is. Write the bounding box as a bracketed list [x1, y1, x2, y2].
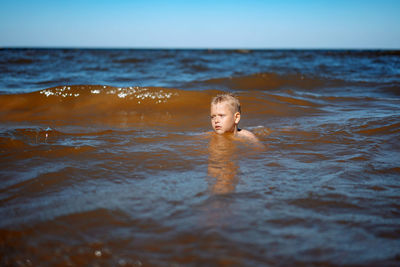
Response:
[211, 93, 241, 113]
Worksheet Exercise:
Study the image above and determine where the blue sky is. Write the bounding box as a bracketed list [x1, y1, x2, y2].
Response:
[1, 0, 399, 49]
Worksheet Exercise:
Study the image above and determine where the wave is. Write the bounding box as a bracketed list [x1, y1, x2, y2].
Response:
[6, 58, 34, 65]
[313, 49, 400, 59]
[114, 58, 149, 64]
[196, 72, 353, 91]
[356, 120, 400, 136]
[381, 83, 400, 96]
[186, 63, 210, 72]
[0, 85, 218, 129]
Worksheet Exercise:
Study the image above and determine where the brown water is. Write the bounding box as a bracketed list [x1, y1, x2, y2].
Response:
[1, 49, 400, 266]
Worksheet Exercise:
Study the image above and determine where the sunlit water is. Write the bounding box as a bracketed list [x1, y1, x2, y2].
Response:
[1, 49, 400, 266]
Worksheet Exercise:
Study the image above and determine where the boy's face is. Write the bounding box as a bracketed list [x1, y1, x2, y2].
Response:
[210, 102, 240, 134]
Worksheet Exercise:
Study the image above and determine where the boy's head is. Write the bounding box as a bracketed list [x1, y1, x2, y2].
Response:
[210, 93, 241, 134]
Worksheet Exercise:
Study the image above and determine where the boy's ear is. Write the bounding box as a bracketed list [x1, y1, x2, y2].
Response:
[234, 112, 241, 124]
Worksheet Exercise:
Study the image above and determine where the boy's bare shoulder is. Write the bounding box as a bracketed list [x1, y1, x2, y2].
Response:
[238, 129, 256, 138]
[237, 129, 262, 145]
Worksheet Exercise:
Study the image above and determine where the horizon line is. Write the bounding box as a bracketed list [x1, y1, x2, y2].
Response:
[1, 46, 400, 51]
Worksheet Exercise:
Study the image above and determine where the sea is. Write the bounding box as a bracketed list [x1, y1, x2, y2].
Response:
[1, 48, 400, 266]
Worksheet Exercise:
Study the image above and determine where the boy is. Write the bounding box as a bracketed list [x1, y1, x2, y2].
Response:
[210, 93, 260, 144]
[207, 93, 263, 194]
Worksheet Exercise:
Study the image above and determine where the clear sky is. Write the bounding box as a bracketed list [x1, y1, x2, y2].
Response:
[1, 0, 399, 49]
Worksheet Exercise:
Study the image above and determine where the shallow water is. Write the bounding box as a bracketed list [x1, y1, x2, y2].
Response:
[1, 49, 400, 266]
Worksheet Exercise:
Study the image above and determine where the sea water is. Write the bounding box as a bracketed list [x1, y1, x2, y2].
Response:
[1, 49, 400, 266]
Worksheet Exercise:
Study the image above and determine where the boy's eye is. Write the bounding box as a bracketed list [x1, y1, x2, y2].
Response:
[210, 114, 225, 120]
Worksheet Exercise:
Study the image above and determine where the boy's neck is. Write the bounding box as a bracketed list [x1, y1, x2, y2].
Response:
[222, 125, 239, 137]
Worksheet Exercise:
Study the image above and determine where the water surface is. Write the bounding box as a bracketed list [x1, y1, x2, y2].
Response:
[1, 49, 400, 266]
